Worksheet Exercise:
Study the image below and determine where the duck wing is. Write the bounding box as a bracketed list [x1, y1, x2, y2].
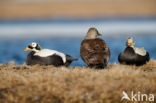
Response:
[134, 47, 147, 56]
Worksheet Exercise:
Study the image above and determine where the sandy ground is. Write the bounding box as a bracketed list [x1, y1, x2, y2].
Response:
[0, 60, 156, 103]
[0, 0, 156, 19]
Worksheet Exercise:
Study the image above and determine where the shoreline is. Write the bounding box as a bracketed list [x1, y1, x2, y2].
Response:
[1, 59, 156, 68]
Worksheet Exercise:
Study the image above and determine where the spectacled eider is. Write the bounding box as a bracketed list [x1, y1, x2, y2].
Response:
[80, 27, 110, 68]
[118, 37, 150, 66]
[24, 42, 78, 66]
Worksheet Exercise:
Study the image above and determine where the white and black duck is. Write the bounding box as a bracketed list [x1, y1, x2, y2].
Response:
[118, 37, 150, 66]
[24, 42, 78, 66]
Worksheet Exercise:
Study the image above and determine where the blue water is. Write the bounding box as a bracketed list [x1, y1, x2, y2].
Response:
[0, 18, 156, 66]
[0, 35, 156, 66]
[1, 18, 156, 38]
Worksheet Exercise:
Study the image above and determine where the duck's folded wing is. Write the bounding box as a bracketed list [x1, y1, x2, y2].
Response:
[134, 47, 147, 56]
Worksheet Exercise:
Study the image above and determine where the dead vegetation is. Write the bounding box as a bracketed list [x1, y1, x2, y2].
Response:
[0, 60, 156, 103]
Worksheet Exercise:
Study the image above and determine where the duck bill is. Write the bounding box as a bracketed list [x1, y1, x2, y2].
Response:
[24, 48, 31, 51]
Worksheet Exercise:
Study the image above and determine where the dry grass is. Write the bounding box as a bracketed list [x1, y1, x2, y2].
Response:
[0, 60, 156, 103]
[0, 0, 156, 19]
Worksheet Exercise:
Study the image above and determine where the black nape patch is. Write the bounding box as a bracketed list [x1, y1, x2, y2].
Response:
[35, 44, 41, 50]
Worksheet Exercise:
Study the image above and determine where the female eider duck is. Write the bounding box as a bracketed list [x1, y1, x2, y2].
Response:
[80, 27, 110, 68]
[118, 37, 150, 66]
[24, 42, 78, 66]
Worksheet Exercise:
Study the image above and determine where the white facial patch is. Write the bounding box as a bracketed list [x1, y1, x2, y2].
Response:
[31, 42, 37, 48]
[134, 47, 147, 56]
[34, 49, 66, 63]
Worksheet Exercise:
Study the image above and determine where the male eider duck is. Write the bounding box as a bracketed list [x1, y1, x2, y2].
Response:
[118, 37, 150, 66]
[24, 42, 78, 66]
[80, 27, 110, 68]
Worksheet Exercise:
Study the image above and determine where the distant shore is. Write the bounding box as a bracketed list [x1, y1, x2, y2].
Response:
[0, 18, 156, 38]
[0, 60, 156, 103]
[0, 0, 156, 20]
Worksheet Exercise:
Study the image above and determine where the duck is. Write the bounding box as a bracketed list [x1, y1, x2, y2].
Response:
[24, 42, 78, 66]
[118, 37, 150, 66]
[80, 27, 110, 68]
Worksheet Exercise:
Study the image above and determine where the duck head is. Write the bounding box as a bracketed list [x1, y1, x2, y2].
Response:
[24, 42, 41, 52]
[85, 27, 102, 39]
[126, 37, 135, 47]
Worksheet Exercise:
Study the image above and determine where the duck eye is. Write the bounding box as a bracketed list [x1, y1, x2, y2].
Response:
[32, 43, 37, 47]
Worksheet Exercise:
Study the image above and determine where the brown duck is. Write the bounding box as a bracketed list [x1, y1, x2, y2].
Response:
[80, 27, 110, 68]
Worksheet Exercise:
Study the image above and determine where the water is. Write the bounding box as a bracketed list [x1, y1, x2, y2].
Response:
[0, 36, 156, 66]
[0, 18, 156, 66]
[0, 18, 156, 38]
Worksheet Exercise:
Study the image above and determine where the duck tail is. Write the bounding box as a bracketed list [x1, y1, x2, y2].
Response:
[68, 57, 79, 61]
[66, 55, 79, 61]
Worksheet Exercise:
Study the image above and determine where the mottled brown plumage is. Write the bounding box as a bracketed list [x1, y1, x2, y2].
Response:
[80, 28, 110, 68]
